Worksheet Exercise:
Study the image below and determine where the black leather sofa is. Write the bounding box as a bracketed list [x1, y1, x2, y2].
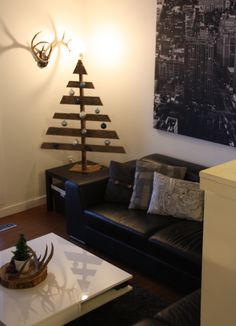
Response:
[133, 289, 200, 326]
[65, 154, 206, 292]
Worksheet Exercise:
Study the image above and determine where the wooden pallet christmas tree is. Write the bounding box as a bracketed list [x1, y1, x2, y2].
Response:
[41, 59, 125, 173]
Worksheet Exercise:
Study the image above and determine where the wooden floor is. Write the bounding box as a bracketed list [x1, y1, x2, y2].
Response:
[0, 205, 183, 304]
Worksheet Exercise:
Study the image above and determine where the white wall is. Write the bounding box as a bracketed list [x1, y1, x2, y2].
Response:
[0, 0, 235, 217]
[0, 0, 85, 216]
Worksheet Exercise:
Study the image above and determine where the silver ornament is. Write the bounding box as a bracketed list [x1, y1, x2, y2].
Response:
[95, 108, 100, 114]
[61, 120, 67, 127]
[104, 139, 111, 146]
[80, 82, 86, 88]
[79, 111, 86, 119]
[69, 88, 75, 96]
[81, 129, 87, 135]
[73, 139, 79, 146]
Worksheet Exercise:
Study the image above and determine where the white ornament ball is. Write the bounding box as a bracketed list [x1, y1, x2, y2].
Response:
[104, 139, 111, 146]
[95, 108, 100, 114]
[79, 111, 86, 119]
[73, 139, 79, 146]
[61, 120, 67, 127]
[81, 129, 87, 135]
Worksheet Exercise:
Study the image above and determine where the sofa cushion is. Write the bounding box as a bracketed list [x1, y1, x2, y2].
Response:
[155, 289, 201, 326]
[129, 160, 187, 210]
[141, 154, 206, 182]
[105, 160, 136, 204]
[84, 203, 180, 250]
[140, 158, 187, 179]
[148, 221, 203, 273]
[148, 172, 204, 221]
[133, 290, 200, 326]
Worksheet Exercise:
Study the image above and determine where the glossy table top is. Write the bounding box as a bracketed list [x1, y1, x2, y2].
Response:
[0, 233, 132, 326]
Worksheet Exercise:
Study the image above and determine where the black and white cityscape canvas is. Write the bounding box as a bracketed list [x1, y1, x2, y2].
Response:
[154, 0, 236, 147]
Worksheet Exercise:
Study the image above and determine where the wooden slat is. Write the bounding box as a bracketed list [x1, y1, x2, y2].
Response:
[53, 113, 111, 122]
[46, 127, 119, 139]
[73, 60, 87, 75]
[60, 96, 103, 106]
[41, 142, 126, 153]
[67, 81, 94, 89]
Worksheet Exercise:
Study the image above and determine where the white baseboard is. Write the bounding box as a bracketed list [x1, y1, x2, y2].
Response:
[0, 196, 46, 218]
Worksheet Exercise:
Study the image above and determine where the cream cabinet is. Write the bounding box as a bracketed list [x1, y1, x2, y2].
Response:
[200, 160, 236, 326]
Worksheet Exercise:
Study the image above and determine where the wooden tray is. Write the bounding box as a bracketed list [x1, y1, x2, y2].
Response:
[0, 261, 47, 289]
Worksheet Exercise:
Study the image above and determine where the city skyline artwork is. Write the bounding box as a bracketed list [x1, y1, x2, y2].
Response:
[154, 0, 236, 147]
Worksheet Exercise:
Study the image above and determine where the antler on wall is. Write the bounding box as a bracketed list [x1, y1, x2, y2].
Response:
[31, 32, 71, 68]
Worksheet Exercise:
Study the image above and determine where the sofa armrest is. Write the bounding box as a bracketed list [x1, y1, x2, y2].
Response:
[154, 290, 200, 326]
[65, 176, 109, 241]
[133, 318, 170, 326]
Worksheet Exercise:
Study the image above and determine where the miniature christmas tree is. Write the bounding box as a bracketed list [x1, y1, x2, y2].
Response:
[12, 233, 30, 261]
[41, 57, 125, 173]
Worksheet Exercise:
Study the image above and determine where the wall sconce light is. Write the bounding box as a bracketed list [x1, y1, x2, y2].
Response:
[31, 32, 71, 68]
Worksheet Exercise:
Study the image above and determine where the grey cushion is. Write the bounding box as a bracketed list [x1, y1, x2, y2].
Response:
[105, 160, 136, 204]
[148, 172, 204, 221]
[129, 160, 187, 210]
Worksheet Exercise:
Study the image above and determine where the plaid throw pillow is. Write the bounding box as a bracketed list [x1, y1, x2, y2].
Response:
[129, 160, 187, 210]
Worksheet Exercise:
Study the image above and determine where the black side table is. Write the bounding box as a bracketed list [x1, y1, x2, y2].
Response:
[45, 161, 109, 212]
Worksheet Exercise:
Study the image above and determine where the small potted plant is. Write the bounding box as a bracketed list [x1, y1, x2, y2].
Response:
[12, 233, 31, 272]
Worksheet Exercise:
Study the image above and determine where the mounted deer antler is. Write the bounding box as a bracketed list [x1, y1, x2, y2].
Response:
[31, 32, 71, 68]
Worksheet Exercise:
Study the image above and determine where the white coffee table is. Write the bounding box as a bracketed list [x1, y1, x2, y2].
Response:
[0, 233, 132, 326]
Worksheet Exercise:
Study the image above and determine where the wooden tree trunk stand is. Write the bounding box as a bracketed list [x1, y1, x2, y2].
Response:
[0, 261, 47, 289]
[69, 163, 101, 173]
